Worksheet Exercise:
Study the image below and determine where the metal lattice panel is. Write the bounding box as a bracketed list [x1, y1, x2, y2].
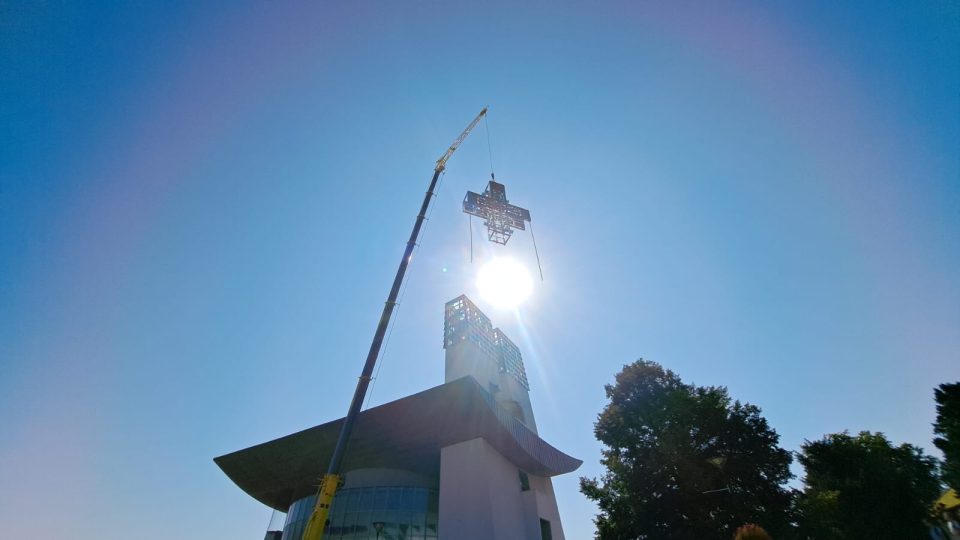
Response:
[444, 295, 530, 390]
[463, 181, 531, 245]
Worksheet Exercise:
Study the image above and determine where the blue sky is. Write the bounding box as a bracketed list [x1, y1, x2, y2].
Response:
[1, 2, 958, 538]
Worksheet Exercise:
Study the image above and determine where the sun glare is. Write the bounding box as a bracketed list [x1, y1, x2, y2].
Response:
[476, 257, 533, 309]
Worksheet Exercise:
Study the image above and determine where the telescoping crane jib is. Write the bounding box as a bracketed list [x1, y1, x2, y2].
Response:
[436, 107, 487, 173]
[300, 108, 488, 540]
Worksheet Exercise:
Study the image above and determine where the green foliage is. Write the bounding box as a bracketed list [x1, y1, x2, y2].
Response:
[793, 489, 844, 540]
[580, 360, 794, 540]
[796, 431, 942, 540]
[934, 382, 960, 491]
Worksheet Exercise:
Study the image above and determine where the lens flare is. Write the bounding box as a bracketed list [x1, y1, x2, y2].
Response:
[476, 257, 533, 309]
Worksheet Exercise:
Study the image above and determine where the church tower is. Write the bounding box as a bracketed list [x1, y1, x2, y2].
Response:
[439, 294, 566, 540]
[443, 295, 538, 432]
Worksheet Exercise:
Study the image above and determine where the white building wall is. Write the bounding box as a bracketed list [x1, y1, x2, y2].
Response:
[445, 340, 538, 433]
[438, 437, 565, 540]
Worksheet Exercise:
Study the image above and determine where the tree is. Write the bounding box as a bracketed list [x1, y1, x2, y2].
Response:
[580, 360, 795, 540]
[796, 431, 942, 540]
[934, 382, 960, 491]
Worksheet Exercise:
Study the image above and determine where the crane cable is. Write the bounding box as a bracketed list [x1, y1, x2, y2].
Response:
[485, 113, 495, 181]
[530, 220, 544, 281]
[468, 115, 498, 264]
[482, 114, 544, 281]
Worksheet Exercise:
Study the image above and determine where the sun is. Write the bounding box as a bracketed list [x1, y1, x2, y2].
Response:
[476, 257, 533, 309]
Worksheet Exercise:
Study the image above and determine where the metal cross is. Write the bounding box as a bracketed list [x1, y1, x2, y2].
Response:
[463, 180, 531, 245]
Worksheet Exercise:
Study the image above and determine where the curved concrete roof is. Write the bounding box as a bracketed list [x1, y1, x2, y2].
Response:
[214, 376, 582, 511]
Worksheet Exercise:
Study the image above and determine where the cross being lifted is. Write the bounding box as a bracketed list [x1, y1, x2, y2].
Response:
[463, 178, 531, 245]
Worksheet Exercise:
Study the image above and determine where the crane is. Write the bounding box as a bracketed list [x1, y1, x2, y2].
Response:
[301, 107, 488, 540]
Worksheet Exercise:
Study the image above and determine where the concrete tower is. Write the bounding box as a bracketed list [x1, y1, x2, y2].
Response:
[439, 294, 565, 540]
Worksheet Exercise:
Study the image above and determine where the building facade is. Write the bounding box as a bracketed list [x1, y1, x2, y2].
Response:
[216, 295, 580, 540]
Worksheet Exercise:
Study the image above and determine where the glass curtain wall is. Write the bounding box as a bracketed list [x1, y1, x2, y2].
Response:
[283, 486, 439, 540]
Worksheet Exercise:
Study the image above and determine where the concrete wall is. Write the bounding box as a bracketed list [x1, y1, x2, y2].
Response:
[438, 438, 565, 540]
[445, 340, 538, 434]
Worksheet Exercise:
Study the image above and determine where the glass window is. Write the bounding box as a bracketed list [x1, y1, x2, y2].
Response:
[373, 488, 388, 509]
[519, 470, 531, 491]
[385, 487, 401, 509]
[385, 510, 400, 531]
[340, 511, 359, 539]
[358, 512, 371, 535]
[346, 490, 360, 512]
[358, 487, 374, 510]
[540, 518, 553, 540]
[410, 511, 425, 536]
[328, 511, 341, 538]
[408, 488, 423, 511]
[414, 489, 428, 510]
[283, 487, 437, 540]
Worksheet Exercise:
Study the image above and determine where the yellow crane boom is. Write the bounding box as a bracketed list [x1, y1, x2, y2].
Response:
[436, 107, 487, 172]
[301, 108, 488, 540]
